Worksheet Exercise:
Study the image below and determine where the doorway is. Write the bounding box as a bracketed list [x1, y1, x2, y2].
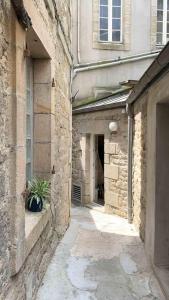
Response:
[94, 135, 104, 206]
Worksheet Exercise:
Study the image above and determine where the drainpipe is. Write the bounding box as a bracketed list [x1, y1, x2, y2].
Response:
[127, 103, 133, 224]
[77, 0, 81, 64]
[74, 51, 159, 73]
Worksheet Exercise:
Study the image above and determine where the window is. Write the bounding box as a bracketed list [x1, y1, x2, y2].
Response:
[26, 58, 33, 182]
[157, 0, 169, 44]
[99, 0, 122, 43]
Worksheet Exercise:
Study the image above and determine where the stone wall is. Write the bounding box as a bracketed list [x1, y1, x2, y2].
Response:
[131, 70, 169, 258]
[72, 108, 128, 217]
[0, 1, 72, 299]
[132, 94, 148, 241]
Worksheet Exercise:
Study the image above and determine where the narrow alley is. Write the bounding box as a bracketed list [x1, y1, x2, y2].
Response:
[36, 207, 164, 300]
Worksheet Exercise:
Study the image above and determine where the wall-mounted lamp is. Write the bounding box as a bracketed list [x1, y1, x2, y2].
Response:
[121, 108, 126, 114]
[109, 121, 118, 133]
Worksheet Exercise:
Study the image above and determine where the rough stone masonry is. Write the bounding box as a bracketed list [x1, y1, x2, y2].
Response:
[72, 108, 128, 217]
[0, 1, 72, 299]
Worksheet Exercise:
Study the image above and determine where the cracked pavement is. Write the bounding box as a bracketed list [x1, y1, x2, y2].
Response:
[36, 206, 165, 300]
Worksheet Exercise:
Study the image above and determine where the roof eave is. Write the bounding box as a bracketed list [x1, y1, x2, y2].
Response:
[127, 42, 169, 105]
[73, 101, 126, 115]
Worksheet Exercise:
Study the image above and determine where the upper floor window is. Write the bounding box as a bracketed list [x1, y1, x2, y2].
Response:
[99, 0, 122, 43]
[157, 0, 169, 45]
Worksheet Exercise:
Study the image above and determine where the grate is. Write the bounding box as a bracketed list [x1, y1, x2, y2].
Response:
[72, 184, 82, 203]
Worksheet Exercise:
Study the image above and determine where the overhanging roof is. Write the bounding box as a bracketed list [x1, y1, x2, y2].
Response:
[127, 42, 169, 105]
[73, 91, 129, 114]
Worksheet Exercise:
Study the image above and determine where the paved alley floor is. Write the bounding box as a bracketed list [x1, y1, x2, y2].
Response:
[36, 207, 165, 300]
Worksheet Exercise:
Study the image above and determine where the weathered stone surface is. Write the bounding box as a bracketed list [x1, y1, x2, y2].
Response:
[132, 95, 147, 241]
[36, 207, 165, 300]
[72, 109, 128, 217]
[105, 164, 119, 180]
[0, 1, 72, 299]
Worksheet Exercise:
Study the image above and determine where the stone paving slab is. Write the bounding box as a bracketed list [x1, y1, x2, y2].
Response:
[36, 207, 165, 300]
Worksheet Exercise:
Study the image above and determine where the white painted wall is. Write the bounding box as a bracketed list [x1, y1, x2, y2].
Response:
[72, 0, 157, 100]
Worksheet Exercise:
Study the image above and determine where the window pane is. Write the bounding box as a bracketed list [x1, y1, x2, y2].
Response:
[157, 21, 163, 33]
[100, 30, 108, 41]
[26, 115, 31, 138]
[112, 31, 120, 41]
[167, 22, 169, 33]
[157, 10, 163, 21]
[157, 33, 163, 44]
[168, 11, 169, 21]
[112, 18, 121, 30]
[26, 69, 30, 87]
[112, 0, 121, 6]
[167, 33, 169, 41]
[26, 139, 31, 162]
[26, 90, 31, 114]
[157, 0, 163, 10]
[26, 163, 31, 182]
[100, 18, 108, 30]
[112, 7, 121, 18]
[100, 0, 108, 5]
[100, 6, 108, 17]
[168, 0, 169, 9]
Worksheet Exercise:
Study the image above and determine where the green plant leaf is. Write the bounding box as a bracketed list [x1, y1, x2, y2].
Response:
[28, 177, 50, 199]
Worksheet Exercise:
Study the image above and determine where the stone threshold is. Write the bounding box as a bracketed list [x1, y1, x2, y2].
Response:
[85, 202, 105, 213]
[25, 204, 51, 258]
[153, 265, 169, 299]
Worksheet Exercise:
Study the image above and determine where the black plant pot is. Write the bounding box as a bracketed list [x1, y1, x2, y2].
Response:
[27, 195, 43, 212]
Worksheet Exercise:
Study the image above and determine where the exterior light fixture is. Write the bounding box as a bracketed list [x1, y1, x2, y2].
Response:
[109, 121, 118, 133]
[121, 108, 126, 114]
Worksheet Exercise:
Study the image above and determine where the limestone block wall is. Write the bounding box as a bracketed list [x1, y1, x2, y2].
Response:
[132, 94, 148, 241]
[0, 1, 72, 299]
[131, 71, 169, 262]
[72, 108, 128, 217]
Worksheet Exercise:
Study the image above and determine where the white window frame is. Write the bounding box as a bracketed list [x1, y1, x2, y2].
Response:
[99, 0, 123, 43]
[157, 0, 169, 45]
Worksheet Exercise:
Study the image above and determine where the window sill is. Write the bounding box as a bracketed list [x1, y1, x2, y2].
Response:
[98, 41, 123, 45]
[11, 203, 51, 275]
[93, 40, 130, 51]
[25, 203, 51, 258]
[156, 44, 165, 50]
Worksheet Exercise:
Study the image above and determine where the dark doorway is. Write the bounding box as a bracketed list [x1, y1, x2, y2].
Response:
[95, 135, 104, 206]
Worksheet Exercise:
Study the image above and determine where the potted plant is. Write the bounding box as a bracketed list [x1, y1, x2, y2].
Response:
[26, 178, 50, 212]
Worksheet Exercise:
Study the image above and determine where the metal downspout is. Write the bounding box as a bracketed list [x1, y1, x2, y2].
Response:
[74, 52, 159, 73]
[127, 103, 133, 224]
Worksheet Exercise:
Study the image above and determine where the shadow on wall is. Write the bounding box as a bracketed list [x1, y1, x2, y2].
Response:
[72, 122, 87, 205]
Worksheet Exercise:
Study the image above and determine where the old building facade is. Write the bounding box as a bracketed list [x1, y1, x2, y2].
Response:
[128, 42, 169, 298]
[72, 0, 166, 216]
[72, 91, 129, 217]
[0, 1, 72, 299]
[72, 0, 162, 101]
